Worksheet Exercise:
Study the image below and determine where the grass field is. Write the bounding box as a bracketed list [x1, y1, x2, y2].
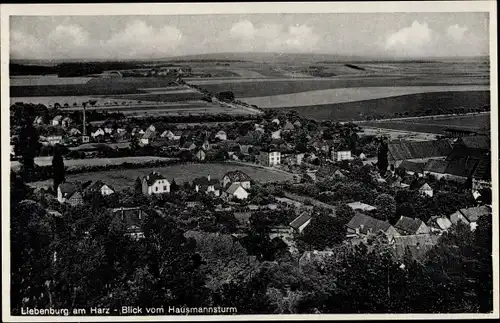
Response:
[360, 113, 490, 135]
[240, 85, 489, 108]
[107, 91, 204, 102]
[28, 162, 294, 191]
[275, 91, 490, 121]
[11, 156, 174, 172]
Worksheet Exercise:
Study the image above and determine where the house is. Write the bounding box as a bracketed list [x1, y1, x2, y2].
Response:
[140, 128, 156, 146]
[195, 149, 206, 161]
[447, 135, 490, 160]
[141, 172, 170, 195]
[289, 212, 312, 234]
[259, 150, 281, 167]
[271, 118, 280, 125]
[223, 183, 249, 200]
[193, 175, 221, 196]
[394, 216, 430, 235]
[271, 129, 281, 139]
[418, 183, 434, 197]
[398, 160, 425, 177]
[46, 135, 63, 146]
[215, 130, 227, 141]
[427, 216, 453, 234]
[57, 182, 84, 206]
[222, 170, 252, 189]
[386, 139, 453, 168]
[91, 128, 105, 138]
[331, 148, 352, 162]
[333, 169, 347, 179]
[358, 152, 367, 160]
[449, 205, 491, 231]
[110, 207, 147, 240]
[347, 202, 377, 213]
[52, 115, 63, 126]
[346, 213, 400, 241]
[164, 130, 182, 141]
[236, 136, 255, 154]
[84, 180, 115, 196]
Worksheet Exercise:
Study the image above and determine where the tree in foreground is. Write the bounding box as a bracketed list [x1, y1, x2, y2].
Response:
[52, 145, 66, 192]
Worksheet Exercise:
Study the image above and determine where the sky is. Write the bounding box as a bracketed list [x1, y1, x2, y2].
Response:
[10, 13, 490, 60]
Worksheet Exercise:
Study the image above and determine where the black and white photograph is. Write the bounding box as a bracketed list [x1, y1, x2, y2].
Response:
[1, 2, 498, 321]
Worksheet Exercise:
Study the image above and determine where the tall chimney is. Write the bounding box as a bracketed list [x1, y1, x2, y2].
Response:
[82, 102, 87, 136]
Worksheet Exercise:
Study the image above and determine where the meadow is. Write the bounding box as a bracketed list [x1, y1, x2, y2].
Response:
[28, 162, 294, 191]
[274, 91, 490, 121]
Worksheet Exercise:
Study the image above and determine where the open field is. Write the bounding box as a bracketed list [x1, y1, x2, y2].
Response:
[188, 77, 489, 98]
[240, 85, 489, 108]
[11, 156, 174, 172]
[360, 113, 490, 135]
[359, 127, 438, 141]
[275, 90, 490, 121]
[28, 162, 295, 191]
[107, 91, 204, 102]
[10, 75, 92, 86]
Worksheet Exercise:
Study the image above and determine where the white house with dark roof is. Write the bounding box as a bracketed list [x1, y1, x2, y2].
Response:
[142, 172, 170, 195]
[84, 180, 115, 196]
[215, 130, 227, 141]
[223, 183, 249, 200]
[222, 170, 252, 189]
[193, 175, 221, 196]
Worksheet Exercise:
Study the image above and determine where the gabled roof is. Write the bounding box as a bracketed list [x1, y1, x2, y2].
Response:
[399, 160, 426, 173]
[457, 205, 491, 222]
[193, 176, 219, 187]
[283, 121, 295, 130]
[182, 141, 196, 149]
[58, 182, 82, 198]
[223, 170, 252, 183]
[424, 159, 449, 173]
[388, 140, 452, 161]
[348, 202, 377, 212]
[143, 172, 167, 186]
[142, 128, 156, 139]
[290, 212, 312, 230]
[84, 180, 114, 194]
[346, 213, 392, 234]
[428, 216, 453, 231]
[394, 216, 424, 234]
[393, 234, 439, 246]
[419, 183, 433, 191]
[225, 182, 246, 195]
[53, 115, 63, 121]
[457, 135, 490, 151]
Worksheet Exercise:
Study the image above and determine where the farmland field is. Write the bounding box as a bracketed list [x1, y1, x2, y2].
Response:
[107, 91, 204, 102]
[10, 75, 92, 86]
[273, 91, 490, 121]
[188, 77, 489, 98]
[240, 85, 490, 108]
[28, 162, 294, 191]
[360, 113, 490, 135]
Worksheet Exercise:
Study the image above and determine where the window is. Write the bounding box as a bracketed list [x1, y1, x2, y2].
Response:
[155, 187, 158, 192]
[163, 186, 167, 191]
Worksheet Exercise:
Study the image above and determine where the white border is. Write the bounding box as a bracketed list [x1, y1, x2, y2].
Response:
[1, 1, 498, 322]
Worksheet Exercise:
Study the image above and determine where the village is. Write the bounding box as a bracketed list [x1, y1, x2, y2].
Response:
[11, 102, 493, 269]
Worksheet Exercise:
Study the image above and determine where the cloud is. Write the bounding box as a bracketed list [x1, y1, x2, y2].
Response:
[385, 21, 433, 56]
[223, 20, 320, 53]
[447, 24, 468, 42]
[10, 20, 184, 60]
[102, 20, 184, 59]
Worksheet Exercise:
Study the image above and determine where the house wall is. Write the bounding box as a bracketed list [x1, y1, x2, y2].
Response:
[233, 187, 249, 200]
[336, 151, 352, 161]
[57, 187, 65, 203]
[450, 211, 467, 225]
[143, 179, 170, 195]
[416, 222, 431, 235]
[68, 192, 83, 206]
[101, 185, 114, 196]
[298, 218, 312, 233]
[386, 226, 401, 241]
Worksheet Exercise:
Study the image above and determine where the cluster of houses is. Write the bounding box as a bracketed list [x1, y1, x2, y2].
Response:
[382, 135, 491, 201]
[56, 169, 254, 208]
